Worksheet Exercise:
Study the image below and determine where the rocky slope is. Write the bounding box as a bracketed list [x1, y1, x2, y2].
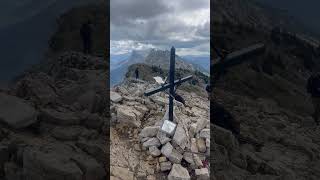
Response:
[110, 77, 209, 179]
[211, 0, 320, 179]
[0, 52, 108, 180]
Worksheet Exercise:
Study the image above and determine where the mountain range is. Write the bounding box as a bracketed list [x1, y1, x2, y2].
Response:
[110, 49, 209, 86]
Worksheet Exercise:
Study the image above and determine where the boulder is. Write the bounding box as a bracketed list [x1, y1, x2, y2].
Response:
[40, 109, 82, 126]
[196, 138, 207, 153]
[159, 157, 167, 163]
[190, 138, 199, 153]
[139, 126, 159, 138]
[160, 161, 172, 171]
[149, 146, 161, 157]
[116, 105, 141, 127]
[110, 91, 122, 103]
[188, 123, 197, 138]
[195, 168, 209, 180]
[143, 138, 161, 148]
[161, 143, 183, 164]
[168, 164, 190, 180]
[196, 118, 209, 133]
[156, 130, 171, 145]
[0, 93, 38, 129]
[199, 129, 210, 139]
[172, 124, 188, 149]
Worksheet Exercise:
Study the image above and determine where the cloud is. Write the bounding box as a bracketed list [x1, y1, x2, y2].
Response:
[110, 0, 209, 56]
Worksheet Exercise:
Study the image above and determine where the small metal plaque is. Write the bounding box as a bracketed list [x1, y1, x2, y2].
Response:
[161, 120, 177, 136]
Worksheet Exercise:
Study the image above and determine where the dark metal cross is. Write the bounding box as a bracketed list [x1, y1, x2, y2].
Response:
[144, 47, 193, 122]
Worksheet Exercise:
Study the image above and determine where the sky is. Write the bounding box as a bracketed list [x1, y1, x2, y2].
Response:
[110, 0, 210, 56]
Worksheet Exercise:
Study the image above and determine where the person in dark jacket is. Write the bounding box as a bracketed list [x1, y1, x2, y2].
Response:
[307, 71, 320, 125]
[135, 68, 139, 79]
[80, 20, 93, 54]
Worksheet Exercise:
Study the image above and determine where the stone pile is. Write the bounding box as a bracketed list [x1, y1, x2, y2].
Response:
[110, 78, 210, 179]
[138, 115, 210, 180]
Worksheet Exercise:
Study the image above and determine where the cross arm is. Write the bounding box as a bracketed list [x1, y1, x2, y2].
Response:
[144, 75, 193, 96]
[212, 43, 265, 73]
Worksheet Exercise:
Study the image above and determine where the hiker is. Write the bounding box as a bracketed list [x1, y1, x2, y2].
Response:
[307, 70, 320, 125]
[205, 84, 212, 100]
[80, 20, 93, 54]
[135, 68, 139, 79]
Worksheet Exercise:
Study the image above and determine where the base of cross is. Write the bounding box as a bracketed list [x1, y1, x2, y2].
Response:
[159, 107, 179, 136]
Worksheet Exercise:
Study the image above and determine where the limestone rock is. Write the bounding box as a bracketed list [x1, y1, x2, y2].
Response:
[139, 126, 159, 138]
[143, 138, 161, 148]
[161, 142, 183, 164]
[195, 168, 209, 180]
[199, 129, 210, 139]
[149, 146, 161, 157]
[156, 130, 171, 145]
[0, 93, 38, 129]
[196, 138, 207, 153]
[160, 161, 172, 171]
[196, 118, 208, 133]
[116, 105, 141, 127]
[110, 91, 122, 103]
[168, 164, 191, 180]
[173, 124, 188, 149]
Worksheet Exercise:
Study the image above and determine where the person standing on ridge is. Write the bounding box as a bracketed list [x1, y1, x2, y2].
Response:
[205, 84, 212, 101]
[135, 68, 139, 79]
[80, 20, 93, 54]
[307, 70, 320, 125]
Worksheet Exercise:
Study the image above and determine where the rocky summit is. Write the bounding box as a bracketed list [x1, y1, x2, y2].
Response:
[0, 51, 108, 180]
[110, 77, 210, 179]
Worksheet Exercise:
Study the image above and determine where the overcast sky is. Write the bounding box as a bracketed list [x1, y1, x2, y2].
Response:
[110, 0, 209, 56]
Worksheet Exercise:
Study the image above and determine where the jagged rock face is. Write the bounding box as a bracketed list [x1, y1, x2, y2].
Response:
[0, 51, 108, 180]
[110, 79, 209, 179]
[144, 49, 195, 71]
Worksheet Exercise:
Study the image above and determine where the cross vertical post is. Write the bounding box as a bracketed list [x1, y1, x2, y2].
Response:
[169, 47, 175, 122]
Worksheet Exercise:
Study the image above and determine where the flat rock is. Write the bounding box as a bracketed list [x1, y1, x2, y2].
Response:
[195, 168, 209, 180]
[161, 143, 183, 164]
[196, 118, 209, 133]
[139, 126, 159, 138]
[196, 138, 207, 153]
[116, 105, 141, 127]
[212, 125, 238, 150]
[143, 138, 161, 148]
[168, 164, 190, 180]
[110, 91, 122, 103]
[199, 129, 210, 139]
[0, 93, 38, 129]
[149, 146, 161, 157]
[173, 124, 188, 149]
[160, 161, 172, 171]
[156, 130, 171, 145]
